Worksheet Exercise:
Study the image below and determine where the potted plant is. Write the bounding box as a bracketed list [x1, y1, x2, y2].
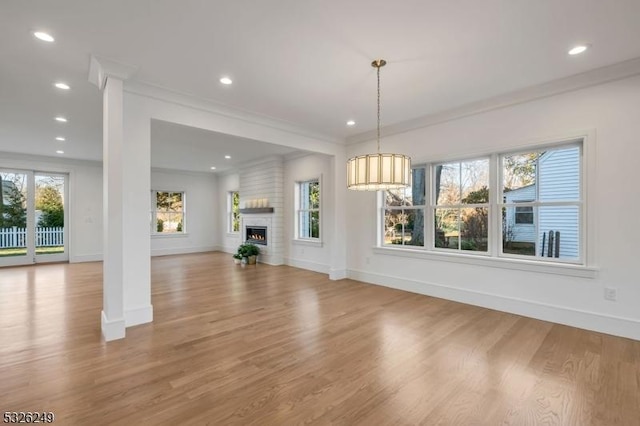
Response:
[237, 242, 260, 265]
[232, 253, 242, 265]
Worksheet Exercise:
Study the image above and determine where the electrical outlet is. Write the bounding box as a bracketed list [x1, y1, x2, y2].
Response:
[604, 287, 617, 301]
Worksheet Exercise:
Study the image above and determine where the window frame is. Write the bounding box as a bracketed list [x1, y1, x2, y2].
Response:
[514, 202, 534, 225]
[498, 142, 583, 264]
[377, 135, 592, 276]
[227, 190, 240, 234]
[151, 190, 186, 236]
[430, 156, 491, 255]
[295, 178, 321, 242]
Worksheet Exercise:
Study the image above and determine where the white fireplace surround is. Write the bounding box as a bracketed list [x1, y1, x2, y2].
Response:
[241, 216, 282, 265]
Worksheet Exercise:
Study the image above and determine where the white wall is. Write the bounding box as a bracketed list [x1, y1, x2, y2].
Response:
[284, 153, 334, 274]
[150, 169, 217, 256]
[346, 74, 640, 340]
[0, 152, 103, 263]
[217, 172, 241, 253]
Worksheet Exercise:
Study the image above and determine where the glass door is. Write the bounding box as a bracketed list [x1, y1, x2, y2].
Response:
[34, 173, 68, 263]
[0, 170, 68, 267]
[0, 170, 31, 266]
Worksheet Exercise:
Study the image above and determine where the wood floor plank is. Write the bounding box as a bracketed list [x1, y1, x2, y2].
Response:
[1, 252, 639, 425]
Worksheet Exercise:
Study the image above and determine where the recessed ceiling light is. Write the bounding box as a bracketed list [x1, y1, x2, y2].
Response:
[54, 82, 70, 90]
[346, 120, 356, 126]
[55, 136, 65, 141]
[56, 150, 64, 154]
[210, 166, 216, 170]
[55, 116, 67, 122]
[219, 77, 233, 85]
[568, 45, 589, 55]
[224, 155, 231, 159]
[34, 31, 54, 42]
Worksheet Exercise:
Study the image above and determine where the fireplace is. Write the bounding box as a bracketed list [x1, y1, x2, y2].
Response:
[246, 226, 267, 245]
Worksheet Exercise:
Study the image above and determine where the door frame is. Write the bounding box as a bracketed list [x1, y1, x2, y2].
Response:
[0, 169, 69, 266]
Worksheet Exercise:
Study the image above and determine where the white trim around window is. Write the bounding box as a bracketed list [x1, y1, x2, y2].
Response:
[294, 176, 322, 243]
[376, 131, 597, 278]
[151, 190, 186, 236]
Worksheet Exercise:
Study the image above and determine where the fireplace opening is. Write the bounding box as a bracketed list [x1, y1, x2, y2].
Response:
[246, 226, 267, 245]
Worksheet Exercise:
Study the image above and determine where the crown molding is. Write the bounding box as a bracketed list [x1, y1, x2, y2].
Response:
[347, 56, 640, 145]
[0, 150, 102, 168]
[88, 55, 138, 90]
[124, 80, 342, 146]
[151, 166, 218, 177]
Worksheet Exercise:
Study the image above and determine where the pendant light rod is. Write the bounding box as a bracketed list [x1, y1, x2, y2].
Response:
[372, 59, 386, 154]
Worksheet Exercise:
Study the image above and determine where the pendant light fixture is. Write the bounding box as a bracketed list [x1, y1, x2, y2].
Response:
[347, 59, 411, 191]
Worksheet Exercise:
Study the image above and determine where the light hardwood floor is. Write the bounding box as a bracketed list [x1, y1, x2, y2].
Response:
[1, 252, 639, 425]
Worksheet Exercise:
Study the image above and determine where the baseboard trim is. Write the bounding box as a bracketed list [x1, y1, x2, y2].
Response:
[125, 304, 153, 327]
[151, 246, 217, 257]
[258, 254, 284, 266]
[285, 257, 330, 274]
[101, 310, 125, 341]
[329, 268, 348, 281]
[71, 254, 103, 263]
[347, 269, 640, 341]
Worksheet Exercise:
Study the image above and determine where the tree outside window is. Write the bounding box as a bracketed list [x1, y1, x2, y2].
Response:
[433, 159, 489, 252]
[384, 168, 425, 246]
[0, 174, 27, 228]
[229, 191, 240, 233]
[297, 180, 320, 239]
[153, 191, 185, 233]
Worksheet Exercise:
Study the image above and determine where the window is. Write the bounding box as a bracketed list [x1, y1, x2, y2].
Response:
[380, 140, 583, 264]
[152, 191, 185, 234]
[296, 179, 320, 240]
[502, 144, 581, 261]
[514, 202, 534, 224]
[384, 169, 425, 246]
[433, 158, 489, 252]
[228, 191, 240, 233]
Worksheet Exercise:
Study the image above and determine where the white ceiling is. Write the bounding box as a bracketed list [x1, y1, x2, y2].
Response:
[151, 120, 300, 174]
[1, 0, 640, 168]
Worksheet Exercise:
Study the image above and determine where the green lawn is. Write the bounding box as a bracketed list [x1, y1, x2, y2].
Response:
[0, 246, 64, 257]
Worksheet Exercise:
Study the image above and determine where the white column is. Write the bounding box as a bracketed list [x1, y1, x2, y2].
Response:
[101, 76, 126, 340]
[122, 96, 152, 327]
[330, 151, 348, 280]
[90, 56, 151, 341]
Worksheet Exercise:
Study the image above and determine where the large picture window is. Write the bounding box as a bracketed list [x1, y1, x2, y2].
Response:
[228, 191, 240, 233]
[152, 191, 185, 234]
[380, 140, 583, 264]
[296, 179, 320, 240]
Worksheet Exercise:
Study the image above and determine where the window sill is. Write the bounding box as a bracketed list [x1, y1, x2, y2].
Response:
[372, 246, 598, 279]
[292, 239, 323, 248]
[151, 233, 189, 239]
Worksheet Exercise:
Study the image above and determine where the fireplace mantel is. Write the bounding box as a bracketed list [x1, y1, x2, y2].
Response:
[239, 207, 274, 214]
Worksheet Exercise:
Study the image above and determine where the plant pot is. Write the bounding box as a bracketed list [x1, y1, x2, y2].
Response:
[241, 257, 248, 265]
[233, 258, 241, 265]
[247, 255, 257, 265]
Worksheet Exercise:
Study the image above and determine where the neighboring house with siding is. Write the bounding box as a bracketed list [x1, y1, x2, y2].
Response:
[504, 145, 580, 259]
